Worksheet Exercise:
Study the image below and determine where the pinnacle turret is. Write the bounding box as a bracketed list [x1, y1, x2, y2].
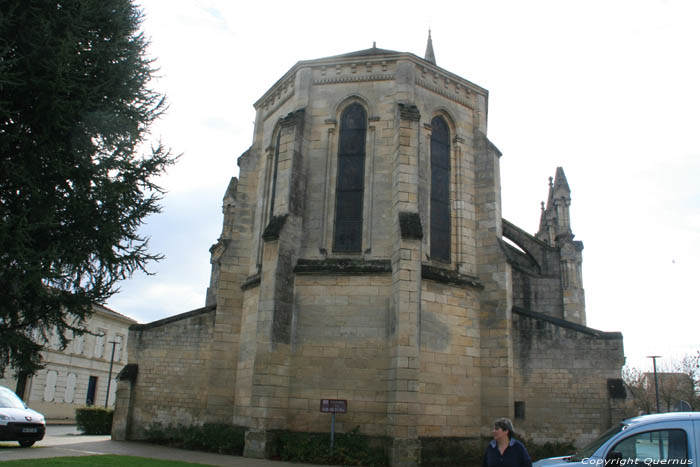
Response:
[536, 167, 573, 244]
[425, 29, 436, 65]
[553, 166, 571, 201]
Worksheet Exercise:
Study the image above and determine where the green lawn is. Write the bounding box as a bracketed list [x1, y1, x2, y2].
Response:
[0, 455, 212, 466]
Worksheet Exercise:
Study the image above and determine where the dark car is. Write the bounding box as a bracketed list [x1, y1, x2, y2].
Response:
[0, 385, 46, 447]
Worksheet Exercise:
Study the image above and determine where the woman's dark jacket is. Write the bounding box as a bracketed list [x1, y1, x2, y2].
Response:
[483, 438, 532, 467]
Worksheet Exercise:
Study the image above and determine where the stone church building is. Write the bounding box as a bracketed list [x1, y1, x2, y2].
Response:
[113, 36, 625, 465]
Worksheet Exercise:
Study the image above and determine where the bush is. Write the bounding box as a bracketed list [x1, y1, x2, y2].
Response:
[420, 436, 576, 466]
[523, 438, 576, 462]
[140, 423, 574, 466]
[272, 427, 389, 466]
[420, 437, 485, 467]
[143, 423, 246, 455]
[75, 407, 114, 435]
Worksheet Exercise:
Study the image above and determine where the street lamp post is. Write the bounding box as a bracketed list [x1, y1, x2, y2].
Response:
[647, 355, 662, 413]
[105, 340, 119, 408]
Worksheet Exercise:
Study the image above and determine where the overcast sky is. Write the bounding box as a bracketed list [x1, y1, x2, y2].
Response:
[108, 0, 700, 371]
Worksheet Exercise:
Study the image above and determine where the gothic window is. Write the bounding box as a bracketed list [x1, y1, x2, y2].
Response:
[430, 116, 451, 262]
[268, 130, 281, 220]
[333, 103, 367, 252]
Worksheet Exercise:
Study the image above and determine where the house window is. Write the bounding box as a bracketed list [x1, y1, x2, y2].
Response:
[114, 334, 124, 362]
[74, 333, 85, 355]
[65, 373, 77, 404]
[333, 103, 367, 252]
[86, 376, 98, 406]
[94, 329, 107, 359]
[430, 116, 451, 262]
[43, 370, 57, 402]
[514, 401, 526, 419]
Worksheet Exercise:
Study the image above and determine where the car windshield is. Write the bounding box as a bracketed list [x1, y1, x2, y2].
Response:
[570, 424, 625, 462]
[0, 388, 27, 409]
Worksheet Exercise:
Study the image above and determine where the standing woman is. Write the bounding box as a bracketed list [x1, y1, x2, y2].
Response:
[483, 418, 532, 467]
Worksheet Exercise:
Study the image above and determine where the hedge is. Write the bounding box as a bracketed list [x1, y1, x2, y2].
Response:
[144, 423, 246, 455]
[75, 407, 114, 435]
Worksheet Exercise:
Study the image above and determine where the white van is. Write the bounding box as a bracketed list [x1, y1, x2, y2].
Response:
[0, 385, 46, 447]
[535, 412, 698, 466]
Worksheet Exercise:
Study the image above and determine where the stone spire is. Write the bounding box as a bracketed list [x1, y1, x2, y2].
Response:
[536, 168, 573, 244]
[552, 167, 572, 237]
[535, 167, 585, 324]
[424, 29, 436, 65]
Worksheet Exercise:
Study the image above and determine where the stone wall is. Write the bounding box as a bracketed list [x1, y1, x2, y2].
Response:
[418, 278, 482, 437]
[512, 308, 625, 447]
[287, 274, 391, 435]
[502, 220, 566, 321]
[119, 306, 215, 439]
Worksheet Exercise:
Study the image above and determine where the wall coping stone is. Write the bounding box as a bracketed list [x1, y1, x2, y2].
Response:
[513, 306, 623, 339]
[421, 264, 483, 289]
[398, 103, 421, 121]
[116, 363, 138, 382]
[129, 305, 216, 331]
[294, 258, 392, 275]
[502, 218, 553, 251]
[500, 241, 543, 276]
[399, 212, 423, 240]
[241, 273, 261, 290]
[262, 214, 288, 241]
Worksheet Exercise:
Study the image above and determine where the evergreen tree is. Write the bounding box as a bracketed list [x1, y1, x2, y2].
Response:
[0, 0, 176, 378]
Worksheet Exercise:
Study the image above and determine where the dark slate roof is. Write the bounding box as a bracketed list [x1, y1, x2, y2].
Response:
[317, 47, 402, 60]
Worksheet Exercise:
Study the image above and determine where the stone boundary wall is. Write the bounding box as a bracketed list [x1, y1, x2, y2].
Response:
[512, 308, 624, 447]
[120, 306, 216, 439]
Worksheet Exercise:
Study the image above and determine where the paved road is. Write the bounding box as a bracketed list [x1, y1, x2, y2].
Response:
[0, 425, 320, 466]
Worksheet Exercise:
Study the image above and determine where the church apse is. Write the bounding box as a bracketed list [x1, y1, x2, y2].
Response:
[113, 37, 624, 466]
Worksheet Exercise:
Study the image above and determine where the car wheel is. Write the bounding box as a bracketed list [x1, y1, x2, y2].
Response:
[19, 440, 35, 447]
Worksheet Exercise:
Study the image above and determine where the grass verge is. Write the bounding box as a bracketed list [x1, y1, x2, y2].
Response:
[0, 455, 211, 466]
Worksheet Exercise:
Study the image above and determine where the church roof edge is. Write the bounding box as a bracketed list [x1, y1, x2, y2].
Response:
[254, 48, 488, 110]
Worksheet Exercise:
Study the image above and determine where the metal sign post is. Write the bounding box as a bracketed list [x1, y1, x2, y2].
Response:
[320, 399, 347, 452]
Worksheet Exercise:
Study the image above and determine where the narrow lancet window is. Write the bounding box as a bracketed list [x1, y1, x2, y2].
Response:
[268, 130, 281, 220]
[430, 116, 450, 262]
[333, 103, 367, 252]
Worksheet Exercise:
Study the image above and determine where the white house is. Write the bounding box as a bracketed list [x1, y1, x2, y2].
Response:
[1, 304, 136, 420]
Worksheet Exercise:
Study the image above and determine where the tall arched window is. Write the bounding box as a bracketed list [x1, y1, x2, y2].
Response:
[333, 103, 367, 252]
[268, 130, 282, 220]
[430, 116, 450, 262]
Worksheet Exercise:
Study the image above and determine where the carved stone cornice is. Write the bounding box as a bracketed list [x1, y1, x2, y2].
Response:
[255, 51, 488, 119]
[263, 89, 295, 121]
[313, 73, 395, 85]
[417, 77, 473, 109]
